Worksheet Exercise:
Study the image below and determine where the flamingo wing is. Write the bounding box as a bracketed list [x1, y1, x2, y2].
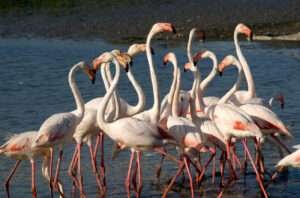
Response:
[240, 103, 292, 138]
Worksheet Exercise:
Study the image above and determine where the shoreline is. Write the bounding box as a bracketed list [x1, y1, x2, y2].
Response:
[0, 1, 299, 42]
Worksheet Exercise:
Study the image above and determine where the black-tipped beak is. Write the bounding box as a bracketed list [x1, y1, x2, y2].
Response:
[91, 77, 95, 84]
[249, 32, 253, 41]
[281, 103, 284, 109]
[193, 61, 197, 66]
[150, 47, 155, 55]
[219, 71, 223, 76]
[183, 68, 187, 72]
[125, 65, 129, 73]
[129, 60, 133, 67]
[171, 25, 177, 34]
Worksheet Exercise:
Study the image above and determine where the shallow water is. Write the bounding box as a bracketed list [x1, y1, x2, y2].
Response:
[0, 38, 299, 197]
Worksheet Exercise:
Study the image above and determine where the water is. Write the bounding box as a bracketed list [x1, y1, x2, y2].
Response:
[0, 38, 299, 197]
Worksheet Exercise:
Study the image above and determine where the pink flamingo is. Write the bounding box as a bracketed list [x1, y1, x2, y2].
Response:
[0, 131, 63, 198]
[230, 23, 284, 108]
[206, 55, 268, 197]
[93, 52, 176, 198]
[32, 61, 94, 197]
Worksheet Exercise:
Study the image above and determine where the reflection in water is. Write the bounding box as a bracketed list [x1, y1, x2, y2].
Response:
[0, 38, 299, 197]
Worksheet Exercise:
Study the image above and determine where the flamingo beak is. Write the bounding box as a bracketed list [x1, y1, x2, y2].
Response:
[150, 47, 155, 55]
[218, 70, 223, 76]
[171, 25, 177, 34]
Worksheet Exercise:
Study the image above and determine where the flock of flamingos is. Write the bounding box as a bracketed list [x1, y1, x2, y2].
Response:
[1, 22, 299, 198]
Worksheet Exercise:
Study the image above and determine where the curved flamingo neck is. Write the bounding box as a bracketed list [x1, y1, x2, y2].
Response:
[218, 60, 243, 104]
[234, 30, 256, 98]
[68, 64, 85, 120]
[146, 30, 160, 122]
[189, 71, 198, 121]
[171, 60, 180, 117]
[193, 68, 205, 111]
[200, 52, 218, 93]
[97, 58, 121, 129]
[187, 28, 196, 63]
[126, 67, 145, 116]
[101, 63, 120, 120]
[165, 60, 178, 117]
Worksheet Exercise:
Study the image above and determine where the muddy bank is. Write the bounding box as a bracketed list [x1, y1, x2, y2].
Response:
[0, 0, 299, 42]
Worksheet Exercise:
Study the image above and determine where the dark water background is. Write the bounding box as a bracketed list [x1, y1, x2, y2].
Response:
[0, 38, 299, 197]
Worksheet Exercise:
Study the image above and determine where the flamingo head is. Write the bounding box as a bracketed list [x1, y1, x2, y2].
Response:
[92, 52, 113, 72]
[274, 92, 285, 109]
[76, 61, 95, 84]
[236, 23, 253, 40]
[93, 51, 131, 73]
[218, 55, 237, 76]
[152, 22, 176, 34]
[128, 43, 154, 56]
[183, 62, 196, 72]
[163, 52, 177, 66]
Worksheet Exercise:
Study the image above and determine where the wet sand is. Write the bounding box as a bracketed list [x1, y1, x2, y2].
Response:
[0, 0, 299, 42]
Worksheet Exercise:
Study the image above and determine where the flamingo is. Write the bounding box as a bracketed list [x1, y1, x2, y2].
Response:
[160, 28, 205, 121]
[160, 52, 206, 198]
[31, 61, 94, 197]
[69, 46, 147, 194]
[192, 50, 220, 107]
[230, 23, 284, 108]
[276, 146, 300, 170]
[94, 23, 175, 196]
[205, 55, 268, 196]
[220, 56, 293, 150]
[93, 50, 176, 198]
[0, 131, 63, 198]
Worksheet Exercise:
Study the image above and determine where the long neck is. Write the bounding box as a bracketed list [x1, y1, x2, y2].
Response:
[187, 29, 195, 63]
[68, 65, 85, 120]
[126, 68, 145, 116]
[146, 30, 160, 122]
[218, 62, 242, 104]
[105, 63, 120, 120]
[97, 58, 120, 128]
[171, 64, 180, 117]
[189, 72, 198, 121]
[200, 53, 218, 93]
[234, 30, 256, 98]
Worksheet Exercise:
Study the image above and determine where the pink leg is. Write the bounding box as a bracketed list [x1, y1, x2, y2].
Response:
[243, 138, 248, 174]
[132, 157, 138, 194]
[162, 161, 185, 198]
[219, 151, 226, 187]
[53, 149, 63, 190]
[226, 138, 231, 160]
[68, 146, 79, 193]
[31, 160, 37, 198]
[89, 145, 104, 191]
[49, 148, 54, 198]
[99, 132, 106, 190]
[5, 160, 21, 198]
[197, 147, 216, 184]
[153, 147, 181, 164]
[242, 139, 268, 197]
[231, 145, 242, 170]
[136, 151, 143, 198]
[125, 151, 135, 198]
[76, 143, 86, 197]
[183, 156, 194, 198]
[212, 153, 216, 184]
[93, 133, 101, 159]
[155, 154, 165, 180]
[271, 135, 291, 154]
